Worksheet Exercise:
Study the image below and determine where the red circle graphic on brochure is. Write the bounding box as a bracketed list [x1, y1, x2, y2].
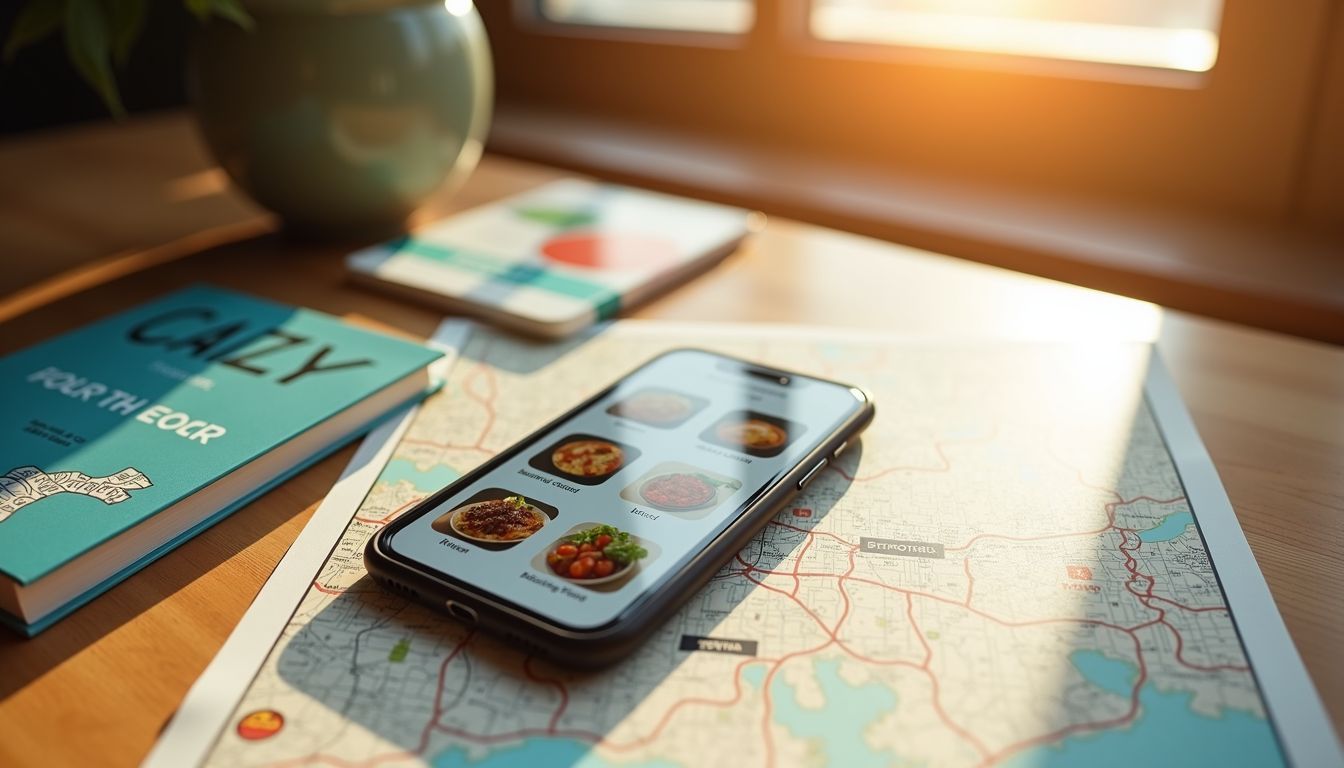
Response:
[540, 233, 678, 270]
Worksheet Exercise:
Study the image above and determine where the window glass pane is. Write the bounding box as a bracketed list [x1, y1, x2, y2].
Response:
[810, 0, 1223, 72]
[540, 0, 754, 34]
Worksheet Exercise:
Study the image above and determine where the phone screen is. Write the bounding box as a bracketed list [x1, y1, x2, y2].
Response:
[387, 349, 866, 630]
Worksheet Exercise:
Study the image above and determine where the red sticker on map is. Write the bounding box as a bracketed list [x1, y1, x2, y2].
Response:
[236, 709, 284, 740]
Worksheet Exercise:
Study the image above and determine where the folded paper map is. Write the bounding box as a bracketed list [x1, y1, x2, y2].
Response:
[148, 322, 1342, 768]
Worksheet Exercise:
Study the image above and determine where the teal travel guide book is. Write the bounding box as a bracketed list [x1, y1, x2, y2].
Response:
[0, 285, 442, 635]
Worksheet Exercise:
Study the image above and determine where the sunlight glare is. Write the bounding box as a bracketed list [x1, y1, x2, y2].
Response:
[812, 2, 1222, 72]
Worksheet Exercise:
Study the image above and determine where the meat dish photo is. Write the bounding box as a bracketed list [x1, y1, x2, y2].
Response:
[447, 496, 546, 543]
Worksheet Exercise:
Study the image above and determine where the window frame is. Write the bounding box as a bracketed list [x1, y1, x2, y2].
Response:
[527, 0, 757, 41]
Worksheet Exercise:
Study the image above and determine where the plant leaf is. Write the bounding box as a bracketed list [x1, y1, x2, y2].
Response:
[4, 0, 67, 61]
[64, 0, 124, 117]
[107, 0, 147, 65]
[515, 207, 599, 229]
[183, 0, 210, 21]
[204, 0, 255, 30]
[184, 0, 254, 29]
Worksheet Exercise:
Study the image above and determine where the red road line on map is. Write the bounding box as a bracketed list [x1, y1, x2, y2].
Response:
[758, 640, 839, 768]
[973, 526, 1155, 764]
[412, 631, 476, 756]
[351, 515, 390, 525]
[790, 534, 814, 597]
[1107, 497, 1241, 667]
[945, 525, 1114, 553]
[832, 544, 858, 634]
[982, 628, 1149, 766]
[908, 594, 932, 662]
[791, 559, 987, 758]
[401, 656, 771, 757]
[739, 531, 992, 762]
[740, 533, 1158, 637]
[1119, 542, 1247, 673]
[768, 519, 855, 547]
[1119, 495, 1188, 507]
[947, 499, 1121, 552]
[328, 420, 1212, 764]
[1160, 617, 1250, 673]
[740, 559, 848, 643]
[906, 593, 991, 759]
[830, 590, 945, 665]
[848, 575, 1152, 634]
[828, 462, 946, 482]
[944, 495, 1185, 553]
[266, 753, 385, 768]
[963, 558, 976, 606]
[290, 420, 1233, 768]
[352, 498, 425, 527]
[333, 580, 784, 761]
[972, 472, 1157, 764]
[745, 560, 1151, 638]
[398, 437, 494, 454]
[600, 656, 763, 753]
[303, 485, 443, 623]
[434, 724, 609, 745]
[1145, 593, 1230, 613]
[827, 452, 949, 483]
[461, 355, 498, 450]
[522, 657, 571, 733]
[740, 561, 838, 640]
[1045, 433, 1123, 498]
[1114, 526, 1251, 675]
[828, 428, 998, 483]
[747, 521, 1155, 763]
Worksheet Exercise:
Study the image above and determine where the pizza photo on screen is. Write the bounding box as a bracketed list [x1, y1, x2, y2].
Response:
[700, 410, 803, 458]
[528, 433, 642, 486]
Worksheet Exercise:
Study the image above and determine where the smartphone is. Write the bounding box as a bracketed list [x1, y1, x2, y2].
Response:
[365, 348, 874, 666]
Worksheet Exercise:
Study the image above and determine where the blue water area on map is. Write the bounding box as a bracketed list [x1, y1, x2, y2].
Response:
[1071, 651, 1135, 697]
[376, 457, 460, 493]
[1138, 511, 1195, 542]
[742, 663, 767, 688]
[743, 658, 899, 767]
[1003, 651, 1283, 768]
[432, 738, 682, 768]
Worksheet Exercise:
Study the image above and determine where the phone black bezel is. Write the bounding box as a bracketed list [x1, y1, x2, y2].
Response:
[365, 347, 875, 666]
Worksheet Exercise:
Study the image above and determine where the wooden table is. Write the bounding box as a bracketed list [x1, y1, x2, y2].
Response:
[0, 114, 1341, 767]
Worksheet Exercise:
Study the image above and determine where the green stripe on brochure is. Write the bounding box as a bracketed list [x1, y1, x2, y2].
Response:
[391, 238, 622, 320]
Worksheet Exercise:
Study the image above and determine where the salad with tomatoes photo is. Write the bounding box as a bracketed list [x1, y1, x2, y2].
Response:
[544, 524, 650, 586]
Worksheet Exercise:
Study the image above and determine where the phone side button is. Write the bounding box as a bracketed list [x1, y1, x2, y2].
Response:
[797, 459, 829, 491]
[833, 440, 849, 459]
[445, 601, 478, 624]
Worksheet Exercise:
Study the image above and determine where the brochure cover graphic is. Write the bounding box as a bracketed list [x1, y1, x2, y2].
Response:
[0, 285, 442, 590]
[347, 179, 749, 331]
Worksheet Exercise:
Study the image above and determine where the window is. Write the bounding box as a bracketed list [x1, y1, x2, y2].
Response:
[538, 0, 755, 34]
[809, 0, 1224, 72]
[485, 1, 1339, 230]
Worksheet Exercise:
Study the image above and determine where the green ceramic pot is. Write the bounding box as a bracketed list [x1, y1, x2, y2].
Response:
[188, 0, 492, 238]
